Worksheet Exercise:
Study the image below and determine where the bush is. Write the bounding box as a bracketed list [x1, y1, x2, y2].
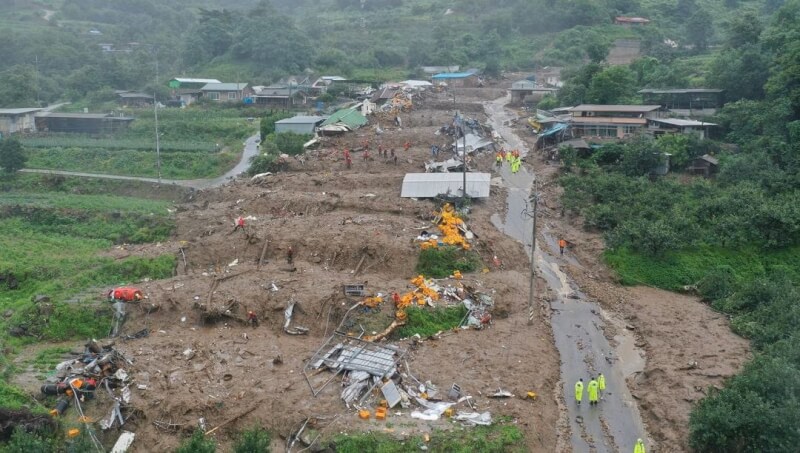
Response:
[416, 247, 481, 278]
[175, 429, 216, 453]
[2, 428, 59, 453]
[273, 132, 312, 156]
[697, 265, 737, 301]
[233, 426, 271, 453]
[394, 305, 468, 338]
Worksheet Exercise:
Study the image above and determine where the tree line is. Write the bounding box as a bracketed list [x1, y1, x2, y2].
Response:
[558, 1, 800, 450]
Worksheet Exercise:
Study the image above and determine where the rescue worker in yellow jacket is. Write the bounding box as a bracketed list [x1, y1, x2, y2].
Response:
[588, 377, 599, 405]
[598, 373, 606, 399]
[634, 438, 646, 453]
[574, 379, 584, 405]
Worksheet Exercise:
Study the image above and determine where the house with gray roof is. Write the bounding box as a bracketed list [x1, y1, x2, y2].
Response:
[201, 83, 253, 102]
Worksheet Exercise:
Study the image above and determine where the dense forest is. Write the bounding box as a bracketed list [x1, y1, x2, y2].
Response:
[0, 0, 785, 107]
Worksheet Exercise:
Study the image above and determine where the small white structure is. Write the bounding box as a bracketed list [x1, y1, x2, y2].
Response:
[401, 173, 491, 198]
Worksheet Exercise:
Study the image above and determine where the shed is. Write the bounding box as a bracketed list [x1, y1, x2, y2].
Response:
[400, 173, 491, 198]
[275, 116, 326, 134]
[431, 72, 481, 88]
[116, 92, 154, 107]
[0, 108, 43, 135]
[647, 118, 716, 139]
[320, 108, 368, 130]
[168, 78, 221, 89]
[35, 112, 134, 134]
[687, 154, 719, 177]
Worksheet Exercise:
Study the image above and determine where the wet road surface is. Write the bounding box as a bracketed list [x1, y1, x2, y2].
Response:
[484, 96, 647, 452]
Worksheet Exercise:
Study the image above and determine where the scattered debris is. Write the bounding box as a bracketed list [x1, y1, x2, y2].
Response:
[284, 301, 309, 335]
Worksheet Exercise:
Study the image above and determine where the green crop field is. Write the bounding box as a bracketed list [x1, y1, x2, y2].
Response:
[20, 108, 257, 179]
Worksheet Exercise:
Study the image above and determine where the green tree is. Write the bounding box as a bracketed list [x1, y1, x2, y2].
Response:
[175, 429, 216, 453]
[273, 132, 312, 156]
[686, 9, 714, 51]
[586, 66, 636, 103]
[0, 138, 27, 174]
[725, 10, 763, 48]
[233, 426, 271, 453]
[0, 65, 38, 107]
[619, 135, 662, 176]
[707, 45, 770, 101]
[586, 41, 610, 64]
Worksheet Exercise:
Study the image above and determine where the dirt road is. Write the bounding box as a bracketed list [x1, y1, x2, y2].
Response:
[485, 95, 647, 452]
[20, 134, 261, 189]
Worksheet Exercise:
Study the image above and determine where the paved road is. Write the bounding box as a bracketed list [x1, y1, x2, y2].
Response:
[20, 134, 261, 190]
[485, 96, 648, 452]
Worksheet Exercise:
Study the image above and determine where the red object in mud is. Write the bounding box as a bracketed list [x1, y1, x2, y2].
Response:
[108, 287, 143, 301]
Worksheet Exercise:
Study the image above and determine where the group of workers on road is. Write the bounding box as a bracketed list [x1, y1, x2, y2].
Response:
[574, 374, 647, 452]
[574, 374, 605, 406]
[496, 149, 522, 173]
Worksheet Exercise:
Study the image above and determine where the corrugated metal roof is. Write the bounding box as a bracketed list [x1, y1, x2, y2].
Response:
[401, 173, 491, 198]
[432, 72, 476, 79]
[117, 92, 153, 98]
[37, 112, 134, 120]
[320, 108, 368, 129]
[172, 78, 221, 84]
[201, 83, 248, 91]
[639, 88, 723, 94]
[254, 86, 307, 97]
[0, 108, 43, 115]
[649, 118, 716, 127]
[275, 116, 326, 125]
[571, 117, 647, 125]
[570, 104, 662, 113]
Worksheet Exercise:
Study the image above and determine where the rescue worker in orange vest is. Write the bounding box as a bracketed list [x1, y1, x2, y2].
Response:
[496, 152, 503, 167]
[234, 216, 246, 232]
[287, 246, 294, 265]
[559, 239, 567, 255]
[403, 141, 411, 152]
[392, 292, 401, 306]
[247, 310, 259, 328]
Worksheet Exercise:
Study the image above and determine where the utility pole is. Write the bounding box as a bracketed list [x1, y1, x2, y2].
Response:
[35, 55, 40, 105]
[523, 190, 539, 326]
[153, 49, 161, 183]
[454, 111, 468, 201]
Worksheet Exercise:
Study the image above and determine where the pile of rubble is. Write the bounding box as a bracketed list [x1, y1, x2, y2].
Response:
[39, 339, 138, 452]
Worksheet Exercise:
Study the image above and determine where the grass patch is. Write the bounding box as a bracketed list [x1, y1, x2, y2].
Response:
[0, 186, 176, 345]
[604, 245, 800, 290]
[26, 147, 238, 179]
[29, 346, 72, 373]
[416, 247, 481, 279]
[332, 421, 525, 452]
[394, 305, 467, 339]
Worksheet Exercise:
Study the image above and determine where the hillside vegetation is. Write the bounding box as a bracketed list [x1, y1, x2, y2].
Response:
[558, 1, 800, 450]
[0, 0, 781, 107]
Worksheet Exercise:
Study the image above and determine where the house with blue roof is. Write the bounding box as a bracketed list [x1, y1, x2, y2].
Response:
[431, 71, 482, 88]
